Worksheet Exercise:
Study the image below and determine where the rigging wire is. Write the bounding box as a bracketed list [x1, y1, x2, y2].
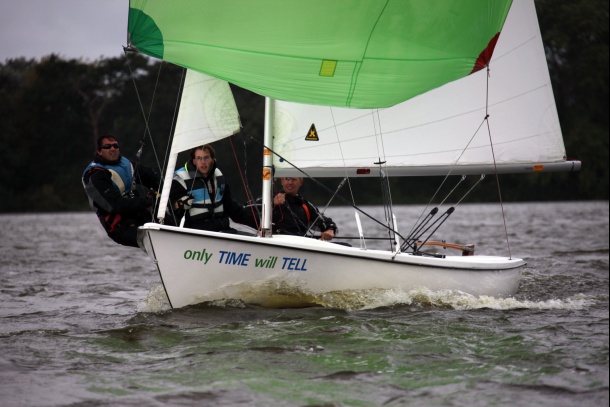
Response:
[159, 67, 187, 225]
[124, 53, 164, 222]
[125, 54, 185, 224]
[329, 105, 397, 248]
[372, 108, 397, 250]
[405, 117, 488, 239]
[407, 64, 513, 258]
[484, 65, 513, 259]
[229, 134, 259, 229]
[397, 174, 485, 254]
[246, 136, 410, 243]
[377, 167, 394, 250]
[238, 133, 260, 213]
[329, 106, 357, 207]
[124, 55, 163, 172]
[305, 177, 347, 237]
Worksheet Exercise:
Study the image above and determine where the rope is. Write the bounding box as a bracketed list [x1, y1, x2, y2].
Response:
[159, 68, 187, 225]
[244, 134, 410, 242]
[305, 178, 347, 236]
[329, 107, 357, 206]
[229, 134, 260, 229]
[124, 53, 166, 222]
[485, 68, 513, 258]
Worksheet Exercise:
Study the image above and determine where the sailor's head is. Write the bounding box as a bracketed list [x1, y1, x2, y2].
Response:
[190, 144, 216, 177]
[96, 135, 121, 163]
[279, 177, 303, 196]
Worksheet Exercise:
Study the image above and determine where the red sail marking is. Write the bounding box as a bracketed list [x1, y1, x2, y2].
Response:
[471, 32, 501, 74]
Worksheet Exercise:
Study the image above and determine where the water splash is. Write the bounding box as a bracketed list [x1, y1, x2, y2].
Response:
[403, 288, 596, 311]
[136, 285, 171, 313]
[136, 281, 596, 312]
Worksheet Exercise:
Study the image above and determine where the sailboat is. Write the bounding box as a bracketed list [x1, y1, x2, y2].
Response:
[127, 0, 580, 309]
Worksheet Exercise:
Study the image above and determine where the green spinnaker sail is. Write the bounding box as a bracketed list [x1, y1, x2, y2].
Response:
[128, 0, 512, 108]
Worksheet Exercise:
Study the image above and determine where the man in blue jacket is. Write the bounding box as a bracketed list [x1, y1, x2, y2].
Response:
[170, 144, 246, 233]
[82, 135, 160, 247]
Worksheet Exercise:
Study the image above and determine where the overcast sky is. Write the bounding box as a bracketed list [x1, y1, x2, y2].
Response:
[0, 0, 127, 62]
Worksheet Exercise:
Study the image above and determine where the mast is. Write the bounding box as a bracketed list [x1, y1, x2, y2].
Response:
[260, 97, 274, 237]
[157, 154, 179, 222]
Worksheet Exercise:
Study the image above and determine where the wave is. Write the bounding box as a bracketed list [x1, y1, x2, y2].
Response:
[137, 283, 596, 313]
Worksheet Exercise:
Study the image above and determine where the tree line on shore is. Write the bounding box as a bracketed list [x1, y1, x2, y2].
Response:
[0, 0, 607, 213]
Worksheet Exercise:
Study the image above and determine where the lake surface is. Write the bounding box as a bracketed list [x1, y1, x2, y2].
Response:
[0, 201, 608, 406]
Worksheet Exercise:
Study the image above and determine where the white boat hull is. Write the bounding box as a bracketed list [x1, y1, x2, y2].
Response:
[138, 223, 524, 309]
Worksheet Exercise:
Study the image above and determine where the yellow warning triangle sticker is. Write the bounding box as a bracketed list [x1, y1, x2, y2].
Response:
[305, 123, 319, 141]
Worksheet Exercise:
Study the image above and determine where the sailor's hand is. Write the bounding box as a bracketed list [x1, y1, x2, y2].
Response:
[145, 188, 158, 207]
[320, 229, 334, 241]
[177, 195, 193, 210]
[273, 193, 286, 206]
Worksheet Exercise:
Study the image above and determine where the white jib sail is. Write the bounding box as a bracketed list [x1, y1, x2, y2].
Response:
[156, 70, 241, 221]
[272, 0, 572, 178]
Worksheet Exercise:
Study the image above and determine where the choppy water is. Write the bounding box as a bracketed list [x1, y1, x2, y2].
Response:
[1, 201, 608, 407]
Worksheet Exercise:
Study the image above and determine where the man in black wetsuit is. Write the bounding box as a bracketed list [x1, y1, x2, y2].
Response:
[82, 135, 160, 248]
[271, 177, 338, 241]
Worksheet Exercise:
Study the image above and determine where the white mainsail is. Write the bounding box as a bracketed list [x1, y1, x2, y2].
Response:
[272, 0, 577, 178]
[156, 70, 241, 220]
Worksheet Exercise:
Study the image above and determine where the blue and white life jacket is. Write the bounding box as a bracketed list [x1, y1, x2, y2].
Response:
[82, 156, 134, 212]
[173, 165, 226, 221]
